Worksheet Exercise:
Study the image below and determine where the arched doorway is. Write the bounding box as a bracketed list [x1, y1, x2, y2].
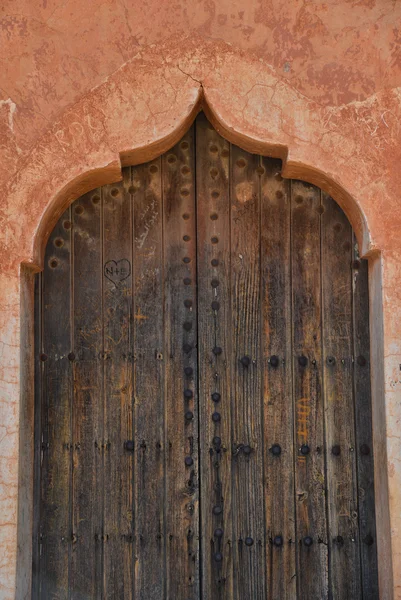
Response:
[32, 113, 378, 599]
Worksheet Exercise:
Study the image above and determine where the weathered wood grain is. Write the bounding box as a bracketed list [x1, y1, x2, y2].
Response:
[321, 193, 361, 599]
[291, 180, 328, 597]
[102, 174, 133, 598]
[40, 208, 73, 600]
[34, 115, 379, 600]
[352, 239, 379, 599]
[132, 159, 165, 599]
[196, 113, 234, 600]
[163, 126, 200, 599]
[230, 144, 266, 600]
[260, 159, 295, 599]
[71, 190, 103, 599]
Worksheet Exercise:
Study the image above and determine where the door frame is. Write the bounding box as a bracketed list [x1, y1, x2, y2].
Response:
[16, 101, 391, 599]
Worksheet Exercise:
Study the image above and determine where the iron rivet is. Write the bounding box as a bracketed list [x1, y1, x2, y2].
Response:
[214, 552, 223, 562]
[40, 353, 48, 362]
[54, 237, 64, 247]
[269, 355, 279, 367]
[335, 535, 344, 546]
[350, 447, 355, 452]
[273, 535, 283, 547]
[245, 537, 254, 546]
[276, 190, 283, 199]
[110, 188, 119, 197]
[185, 456, 193, 467]
[184, 299, 193, 308]
[213, 346, 223, 355]
[210, 168, 218, 177]
[211, 259, 219, 266]
[327, 356, 336, 366]
[182, 213, 190, 220]
[183, 343, 192, 354]
[271, 444, 282, 456]
[256, 166, 265, 175]
[63, 220, 72, 230]
[50, 259, 58, 268]
[75, 205, 84, 215]
[185, 411, 194, 421]
[181, 141, 189, 150]
[363, 534, 374, 546]
[211, 190, 220, 198]
[149, 165, 158, 174]
[183, 278, 191, 286]
[312, 359, 316, 365]
[68, 352, 75, 361]
[303, 536, 313, 547]
[298, 355, 308, 367]
[211, 301, 220, 311]
[213, 505, 223, 516]
[212, 392, 221, 402]
[214, 528, 223, 538]
[183, 321, 192, 331]
[332, 445, 341, 456]
[211, 279, 219, 288]
[300, 444, 310, 455]
[184, 389, 193, 399]
[210, 213, 218, 221]
[236, 158, 246, 168]
[183, 257, 191, 263]
[243, 445, 252, 455]
[357, 355, 367, 366]
[241, 355, 251, 367]
[211, 236, 219, 244]
[360, 444, 370, 455]
[125, 440, 134, 451]
[128, 185, 136, 194]
[212, 412, 221, 422]
[183, 235, 190, 242]
[184, 366, 193, 376]
[213, 436, 222, 447]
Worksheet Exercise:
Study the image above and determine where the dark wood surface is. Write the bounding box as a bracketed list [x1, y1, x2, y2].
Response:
[34, 114, 378, 599]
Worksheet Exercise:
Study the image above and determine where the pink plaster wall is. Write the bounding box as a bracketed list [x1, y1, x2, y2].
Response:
[1, 1, 401, 598]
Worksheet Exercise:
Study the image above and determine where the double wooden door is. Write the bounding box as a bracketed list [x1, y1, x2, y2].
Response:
[33, 113, 378, 599]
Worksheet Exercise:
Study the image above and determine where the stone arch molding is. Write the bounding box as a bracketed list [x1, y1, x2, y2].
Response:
[5, 35, 401, 600]
[6, 35, 400, 274]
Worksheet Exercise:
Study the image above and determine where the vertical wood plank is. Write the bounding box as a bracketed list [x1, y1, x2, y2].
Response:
[230, 144, 266, 600]
[163, 126, 200, 599]
[71, 190, 103, 599]
[321, 193, 361, 599]
[32, 272, 42, 599]
[40, 208, 73, 599]
[196, 113, 233, 600]
[132, 158, 165, 599]
[260, 160, 295, 599]
[352, 242, 379, 599]
[102, 174, 133, 599]
[291, 181, 328, 597]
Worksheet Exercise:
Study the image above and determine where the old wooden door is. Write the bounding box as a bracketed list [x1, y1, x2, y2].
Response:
[33, 113, 379, 599]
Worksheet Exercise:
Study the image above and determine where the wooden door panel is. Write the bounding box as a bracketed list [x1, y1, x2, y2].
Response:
[39, 207, 73, 600]
[260, 159, 295, 599]
[162, 127, 200, 599]
[291, 180, 328, 598]
[132, 159, 165, 599]
[102, 174, 133, 599]
[196, 113, 234, 600]
[230, 144, 266, 600]
[321, 194, 361, 599]
[34, 114, 378, 600]
[71, 189, 104, 599]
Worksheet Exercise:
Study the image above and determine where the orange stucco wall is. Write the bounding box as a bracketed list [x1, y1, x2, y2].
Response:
[1, 1, 401, 598]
